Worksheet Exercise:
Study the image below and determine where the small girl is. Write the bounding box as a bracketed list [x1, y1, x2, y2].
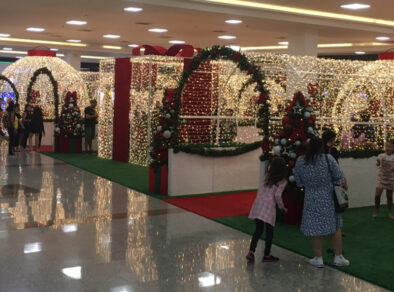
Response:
[373, 140, 394, 219]
[246, 157, 288, 263]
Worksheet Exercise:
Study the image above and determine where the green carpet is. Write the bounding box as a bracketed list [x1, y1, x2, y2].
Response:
[43, 152, 152, 196]
[215, 207, 394, 291]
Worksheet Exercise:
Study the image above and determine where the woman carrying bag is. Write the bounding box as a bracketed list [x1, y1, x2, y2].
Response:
[294, 137, 349, 268]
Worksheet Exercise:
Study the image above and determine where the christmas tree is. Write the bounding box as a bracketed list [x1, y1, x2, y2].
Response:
[273, 91, 318, 182]
[55, 91, 83, 137]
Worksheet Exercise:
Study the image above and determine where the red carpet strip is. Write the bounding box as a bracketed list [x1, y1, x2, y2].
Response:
[164, 191, 257, 219]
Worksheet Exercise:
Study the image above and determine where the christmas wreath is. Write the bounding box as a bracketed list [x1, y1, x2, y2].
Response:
[0, 75, 20, 103]
[150, 46, 270, 167]
[26, 67, 59, 120]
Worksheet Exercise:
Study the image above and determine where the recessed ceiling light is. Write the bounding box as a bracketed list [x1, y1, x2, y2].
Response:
[66, 39, 81, 43]
[376, 36, 390, 41]
[66, 20, 87, 26]
[0, 33, 10, 37]
[148, 28, 168, 33]
[124, 7, 143, 12]
[225, 19, 242, 24]
[102, 45, 122, 50]
[169, 40, 185, 44]
[103, 34, 120, 39]
[3, 47, 12, 51]
[340, 3, 370, 10]
[278, 41, 289, 45]
[50, 48, 58, 51]
[218, 35, 236, 40]
[355, 51, 366, 55]
[128, 44, 139, 48]
[26, 27, 45, 32]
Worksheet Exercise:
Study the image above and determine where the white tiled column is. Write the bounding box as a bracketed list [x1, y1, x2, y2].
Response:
[64, 51, 81, 70]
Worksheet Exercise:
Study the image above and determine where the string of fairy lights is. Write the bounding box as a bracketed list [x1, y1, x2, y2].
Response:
[0, 56, 88, 119]
[93, 54, 393, 164]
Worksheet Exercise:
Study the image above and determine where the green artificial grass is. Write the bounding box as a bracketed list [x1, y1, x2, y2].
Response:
[214, 206, 394, 291]
[43, 152, 152, 196]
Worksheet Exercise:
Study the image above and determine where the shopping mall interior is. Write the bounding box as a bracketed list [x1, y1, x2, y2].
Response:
[0, 0, 393, 291]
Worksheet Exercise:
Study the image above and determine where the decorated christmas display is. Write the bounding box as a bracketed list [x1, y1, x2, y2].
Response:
[91, 46, 393, 197]
[54, 91, 84, 153]
[0, 49, 88, 120]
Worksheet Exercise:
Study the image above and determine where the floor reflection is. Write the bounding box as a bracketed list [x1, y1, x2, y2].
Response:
[0, 141, 388, 292]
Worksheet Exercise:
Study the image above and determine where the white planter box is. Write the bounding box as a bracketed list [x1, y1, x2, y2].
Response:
[339, 156, 384, 208]
[168, 148, 261, 196]
[41, 122, 97, 151]
[168, 149, 380, 208]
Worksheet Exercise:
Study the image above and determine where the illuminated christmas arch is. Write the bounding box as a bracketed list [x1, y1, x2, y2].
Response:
[150, 46, 271, 166]
[0, 75, 19, 103]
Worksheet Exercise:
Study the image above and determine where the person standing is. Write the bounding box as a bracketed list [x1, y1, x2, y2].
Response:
[294, 137, 349, 268]
[5, 100, 15, 155]
[84, 99, 98, 153]
[22, 104, 33, 150]
[373, 140, 394, 219]
[13, 104, 24, 152]
[30, 106, 44, 152]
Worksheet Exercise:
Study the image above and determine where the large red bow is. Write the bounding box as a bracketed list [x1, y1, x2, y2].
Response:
[132, 44, 199, 57]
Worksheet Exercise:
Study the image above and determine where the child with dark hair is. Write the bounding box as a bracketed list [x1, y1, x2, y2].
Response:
[246, 157, 288, 263]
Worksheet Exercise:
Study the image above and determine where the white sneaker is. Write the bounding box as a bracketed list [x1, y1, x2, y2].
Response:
[334, 255, 350, 266]
[309, 257, 324, 268]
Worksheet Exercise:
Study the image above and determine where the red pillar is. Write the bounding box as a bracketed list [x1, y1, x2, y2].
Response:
[113, 58, 131, 162]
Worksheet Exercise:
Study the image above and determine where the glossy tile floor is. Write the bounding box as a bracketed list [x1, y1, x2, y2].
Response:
[0, 142, 388, 292]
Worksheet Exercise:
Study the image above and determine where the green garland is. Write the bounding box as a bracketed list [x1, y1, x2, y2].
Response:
[173, 141, 262, 157]
[150, 46, 271, 167]
[26, 67, 59, 120]
[0, 75, 19, 103]
[340, 149, 382, 159]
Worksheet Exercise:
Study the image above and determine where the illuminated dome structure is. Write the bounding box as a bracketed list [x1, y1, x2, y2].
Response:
[0, 50, 88, 119]
[333, 60, 394, 147]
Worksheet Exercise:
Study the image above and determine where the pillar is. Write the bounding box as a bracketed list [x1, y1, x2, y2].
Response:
[288, 29, 318, 57]
[64, 51, 81, 70]
[286, 29, 318, 99]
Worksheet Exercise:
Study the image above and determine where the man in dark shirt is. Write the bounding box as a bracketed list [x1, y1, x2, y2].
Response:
[84, 99, 98, 153]
[5, 99, 15, 155]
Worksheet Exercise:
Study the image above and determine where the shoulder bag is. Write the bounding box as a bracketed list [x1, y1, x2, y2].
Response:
[325, 154, 349, 213]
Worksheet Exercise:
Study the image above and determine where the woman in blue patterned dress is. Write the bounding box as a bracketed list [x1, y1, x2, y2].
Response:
[294, 137, 350, 268]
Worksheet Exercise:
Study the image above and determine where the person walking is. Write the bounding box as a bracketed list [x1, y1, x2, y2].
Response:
[294, 137, 350, 268]
[84, 99, 98, 153]
[246, 157, 288, 263]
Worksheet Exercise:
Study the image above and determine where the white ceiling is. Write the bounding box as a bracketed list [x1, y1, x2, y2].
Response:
[0, 0, 393, 60]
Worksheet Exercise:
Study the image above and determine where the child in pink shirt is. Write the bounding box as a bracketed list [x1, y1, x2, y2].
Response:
[246, 157, 288, 263]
